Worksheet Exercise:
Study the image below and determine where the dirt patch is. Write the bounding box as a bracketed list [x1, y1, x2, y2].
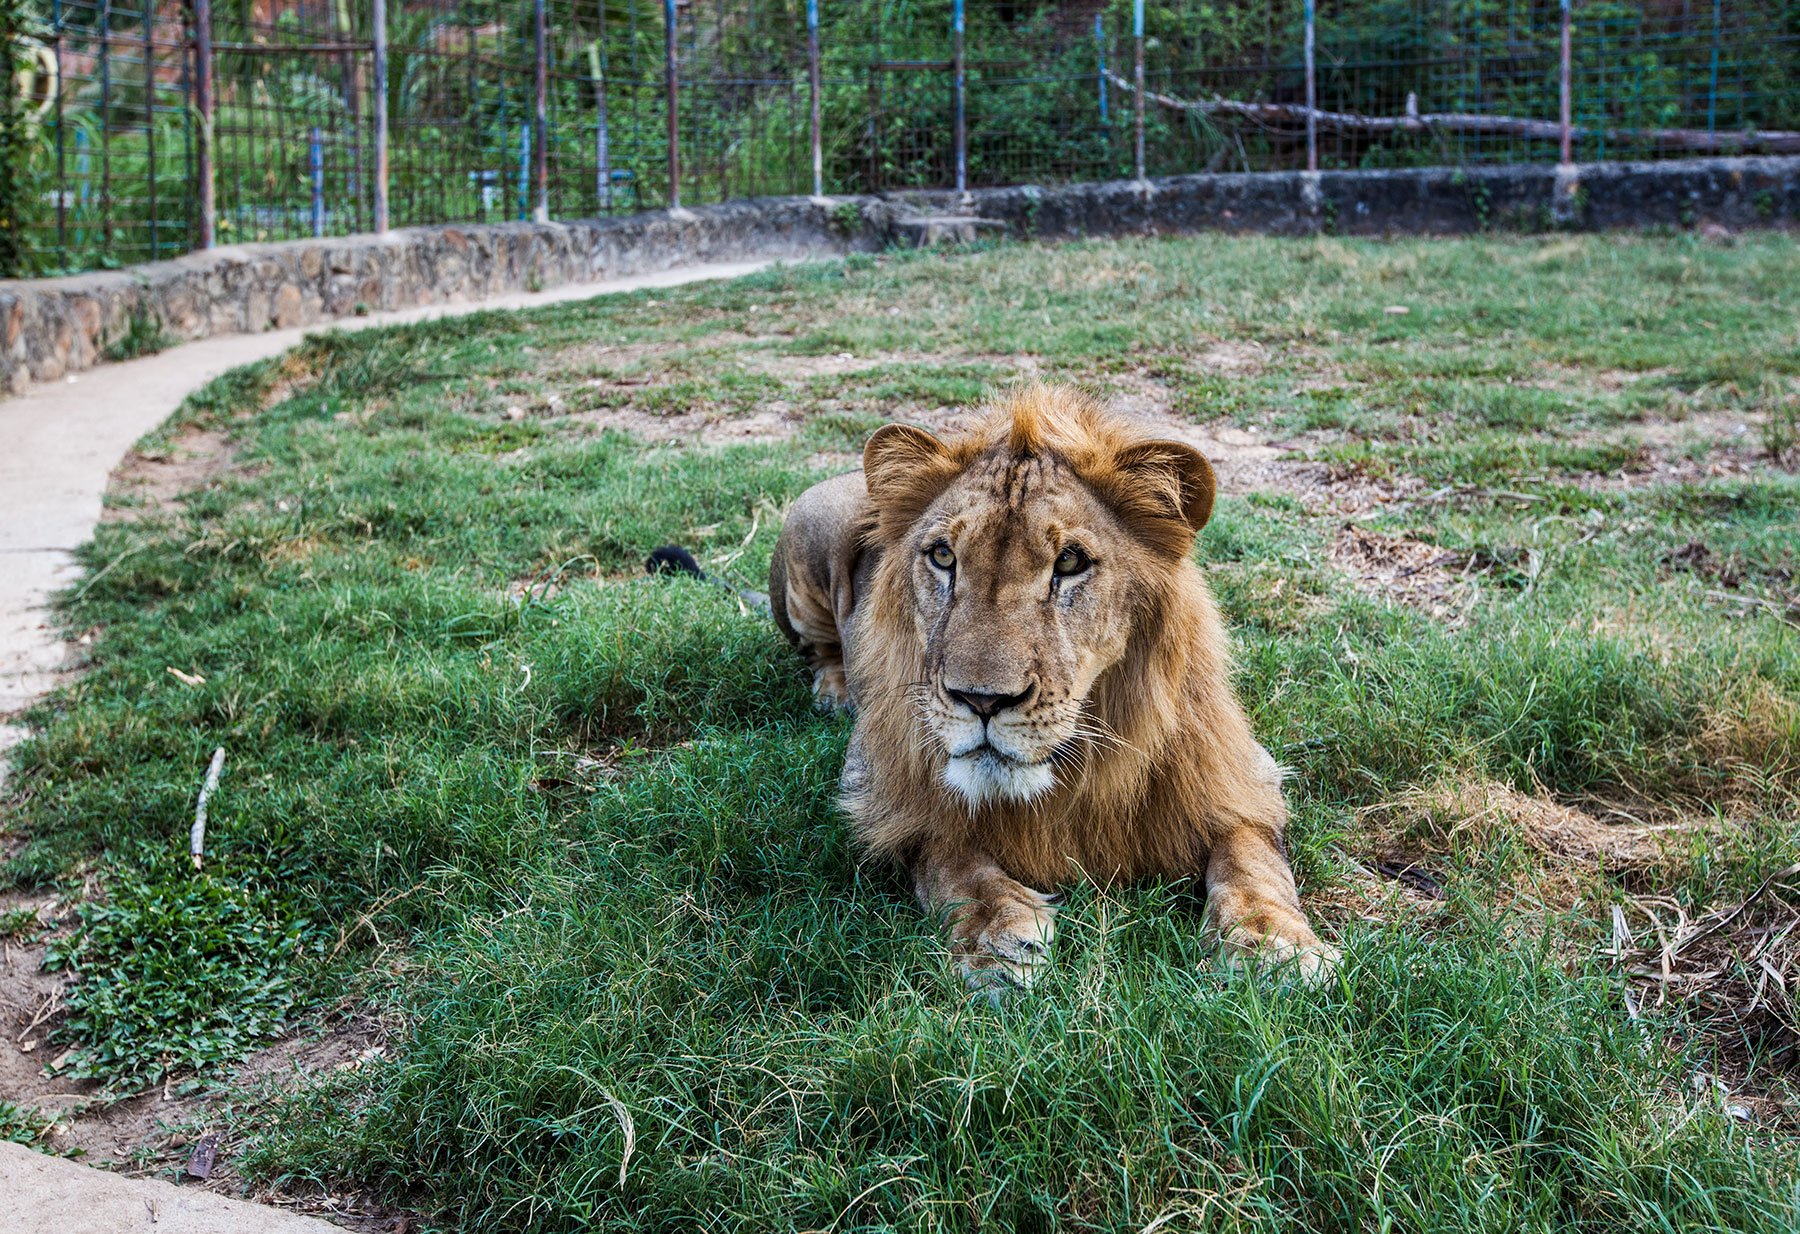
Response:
[551, 348, 1405, 515]
[1100, 369, 1325, 496]
[550, 334, 764, 376]
[562, 399, 805, 447]
[1573, 405, 1785, 491]
[1328, 525, 1538, 623]
[736, 347, 947, 380]
[102, 427, 238, 525]
[1188, 340, 1268, 376]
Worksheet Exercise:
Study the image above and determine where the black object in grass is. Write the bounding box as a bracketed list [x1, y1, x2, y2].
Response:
[646, 544, 770, 613]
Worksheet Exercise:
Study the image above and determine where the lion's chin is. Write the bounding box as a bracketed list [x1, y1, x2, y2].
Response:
[943, 749, 1056, 807]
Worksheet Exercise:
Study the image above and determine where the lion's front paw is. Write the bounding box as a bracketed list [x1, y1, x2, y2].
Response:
[1218, 925, 1340, 986]
[951, 883, 1059, 997]
[811, 664, 851, 712]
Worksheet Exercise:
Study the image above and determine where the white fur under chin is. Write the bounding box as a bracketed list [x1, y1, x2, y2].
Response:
[943, 751, 1056, 807]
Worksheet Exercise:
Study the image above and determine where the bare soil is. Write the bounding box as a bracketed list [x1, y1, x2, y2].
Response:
[102, 426, 240, 525]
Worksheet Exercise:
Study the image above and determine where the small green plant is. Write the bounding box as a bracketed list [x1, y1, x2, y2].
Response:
[1753, 190, 1777, 221]
[1019, 189, 1042, 238]
[1561, 185, 1590, 228]
[1459, 173, 1494, 231]
[524, 268, 545, 294]
[1763, 388, 1799, 465]
[43, 864, 314, 1093]
[829, 198, 863, 237]
[0, 905, 43, 940]
[0, 1101, 59, 1148]
[103, 303, 174, 362]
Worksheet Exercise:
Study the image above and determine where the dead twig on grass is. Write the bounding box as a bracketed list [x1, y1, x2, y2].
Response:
[190, 747, 226, 870]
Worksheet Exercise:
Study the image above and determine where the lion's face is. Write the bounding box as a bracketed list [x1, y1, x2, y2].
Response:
[862, 391, 1216, 808]
[904, 453, 1143, 804]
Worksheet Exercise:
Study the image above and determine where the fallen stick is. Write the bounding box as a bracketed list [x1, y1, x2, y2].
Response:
[191, 747, 226, 870]
[1106, 72, 1800, 155]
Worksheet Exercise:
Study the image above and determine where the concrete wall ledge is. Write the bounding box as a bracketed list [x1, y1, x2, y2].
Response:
[5, 156, 1796, 398]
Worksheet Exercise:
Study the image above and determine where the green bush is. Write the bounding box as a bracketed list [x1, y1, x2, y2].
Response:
[43, 863, 316, 1092]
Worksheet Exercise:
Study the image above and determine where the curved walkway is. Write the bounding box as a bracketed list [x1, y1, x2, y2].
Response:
[0, 258, 772, 778]
[0, 258, 771, 1233]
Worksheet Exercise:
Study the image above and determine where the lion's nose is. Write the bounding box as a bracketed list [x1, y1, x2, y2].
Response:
[946, 684, 1035, 719]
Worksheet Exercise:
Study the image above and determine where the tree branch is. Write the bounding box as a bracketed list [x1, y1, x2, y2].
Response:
[1108, 72, 1800, 155]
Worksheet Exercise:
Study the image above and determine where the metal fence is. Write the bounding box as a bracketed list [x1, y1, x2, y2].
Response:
[5, 0, 1798, 277]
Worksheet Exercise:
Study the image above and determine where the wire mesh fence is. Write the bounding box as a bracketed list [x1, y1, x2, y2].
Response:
[4, 0, 1798, 277]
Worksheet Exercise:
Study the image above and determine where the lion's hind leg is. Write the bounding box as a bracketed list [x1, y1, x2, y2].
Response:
[779, 577, 851, 711]
[769, 472, 867, 713]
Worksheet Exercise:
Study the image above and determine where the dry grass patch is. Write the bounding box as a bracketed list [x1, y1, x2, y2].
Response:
[1360, 776, 1709, 879]
[1604, 862, 1800, 1120]
[1330, 525, 1477, 622]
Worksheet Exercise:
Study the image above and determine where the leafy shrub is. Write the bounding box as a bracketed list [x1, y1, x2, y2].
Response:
[44, 864, 314, 1092]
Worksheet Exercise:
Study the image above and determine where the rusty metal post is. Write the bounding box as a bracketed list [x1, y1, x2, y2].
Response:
[1132, 0, 1145, 182]
[807, 0, 822, 197]
[372, 0, 389, 231]
[952, 0, 966, 199]
[533, 0, 548, 222]
[193, 0, 214, 247]
[1303, 0, 1317, 172]
[1559, 0, 1574, 165]
[663, 0, 680, 209]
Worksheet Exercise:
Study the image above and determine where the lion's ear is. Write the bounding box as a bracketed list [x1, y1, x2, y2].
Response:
[1105, 439, 1217, 553]
[863, 423, 961, 537]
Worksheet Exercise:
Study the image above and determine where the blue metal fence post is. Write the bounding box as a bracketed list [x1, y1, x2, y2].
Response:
[1095, 13, 1107, 125]
[808, 0, 823, 197]
[533, 0, 549, 222]
[310, 127, 324, 236]
[953, 0, 966, 199]
[1560, 0, 1573, 164]
[518, 124, 531, 219]
[1705, 0, 1721, 133]
[372, 0, 389, 232]
[1133, 0, 1145, 182]
[590, 36, 611, 211]
[664, 0, 680, 209]
[1303, 0, 1317, 172]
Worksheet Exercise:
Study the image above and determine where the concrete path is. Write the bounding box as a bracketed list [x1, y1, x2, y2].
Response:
[0, 1141, 340, 1233]
[0, 258, 772, 774]
[0, 257, 772, 1230]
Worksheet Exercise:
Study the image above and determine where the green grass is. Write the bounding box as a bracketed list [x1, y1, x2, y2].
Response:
[4, 232, 1799, 1230]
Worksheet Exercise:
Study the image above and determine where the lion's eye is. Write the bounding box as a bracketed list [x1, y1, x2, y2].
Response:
[927, 542, 956, 571]
[1053, 546, 1091, 577]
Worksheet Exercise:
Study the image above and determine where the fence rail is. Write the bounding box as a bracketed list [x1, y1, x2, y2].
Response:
[4, 0, 1798, 277]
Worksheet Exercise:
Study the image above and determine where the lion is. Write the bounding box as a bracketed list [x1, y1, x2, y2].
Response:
[770, 383, 1335, 990]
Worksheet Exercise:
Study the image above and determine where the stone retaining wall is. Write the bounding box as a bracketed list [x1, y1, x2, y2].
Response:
[5, 156, 1796, 397]
[0, 197, 880, 396]
[946, 155, 1800, 240]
